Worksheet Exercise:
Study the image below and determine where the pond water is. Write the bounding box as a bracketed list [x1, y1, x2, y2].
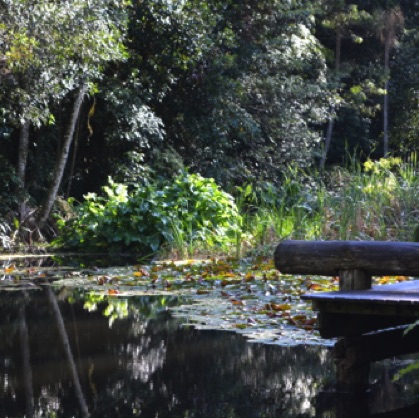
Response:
[0, 256, 419, 417]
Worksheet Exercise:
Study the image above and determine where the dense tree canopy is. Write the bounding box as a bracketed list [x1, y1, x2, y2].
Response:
[0, 0, 418, 238]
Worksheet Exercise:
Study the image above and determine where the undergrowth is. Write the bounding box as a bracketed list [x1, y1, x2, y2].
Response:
[2, 155, 418, 257]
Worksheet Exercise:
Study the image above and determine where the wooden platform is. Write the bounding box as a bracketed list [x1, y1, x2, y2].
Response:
[302, 280, 419, 338]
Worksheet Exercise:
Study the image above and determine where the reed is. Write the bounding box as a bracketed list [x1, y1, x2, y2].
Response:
[243, 154, 419, 249]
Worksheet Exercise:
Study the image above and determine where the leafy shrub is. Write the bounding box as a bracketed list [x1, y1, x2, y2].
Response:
[55, 172, 241, 255]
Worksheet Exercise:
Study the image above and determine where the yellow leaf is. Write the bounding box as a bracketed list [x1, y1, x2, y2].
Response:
[4, 264, 16, 273]
[244, 272, 255, 282]
[269, 303, 291, 311]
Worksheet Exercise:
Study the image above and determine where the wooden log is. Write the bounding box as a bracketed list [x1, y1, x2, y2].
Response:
[275, 240, 419, 277]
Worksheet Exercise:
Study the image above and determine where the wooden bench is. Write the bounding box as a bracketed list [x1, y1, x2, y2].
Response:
[275, 240, 419, 337]
[274, 240, 419, 393]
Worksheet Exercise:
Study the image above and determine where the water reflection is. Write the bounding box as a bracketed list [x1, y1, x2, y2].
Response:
[0, 288, 417, 417]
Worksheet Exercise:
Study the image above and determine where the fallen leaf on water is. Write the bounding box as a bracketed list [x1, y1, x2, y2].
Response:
[4, 265, 16, 273]
[267, 303, 291, 311]
[244, 272, 255, 282]
[221, 279, 241, 287]
[231, 298, 245, 306]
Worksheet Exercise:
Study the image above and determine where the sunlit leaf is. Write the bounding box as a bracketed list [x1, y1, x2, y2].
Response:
[4, 265, 16, 273]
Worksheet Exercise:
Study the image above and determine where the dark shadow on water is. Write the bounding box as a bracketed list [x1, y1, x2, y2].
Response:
[0, 286, 417, 417]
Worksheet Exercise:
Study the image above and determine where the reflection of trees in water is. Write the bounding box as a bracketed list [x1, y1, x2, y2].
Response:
[143, 327, 333, 418]
[0, 290, 417, 418]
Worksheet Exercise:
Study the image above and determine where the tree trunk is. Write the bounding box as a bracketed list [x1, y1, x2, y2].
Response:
[37, 84, 88, 229]
[320, 30, 341, 169]
[383, 41, 391, 157]
[16, 119, 30, 190]
[383, 79, 389, 156]
[65, 116, 80, 199]
[320, 117, 334, 170]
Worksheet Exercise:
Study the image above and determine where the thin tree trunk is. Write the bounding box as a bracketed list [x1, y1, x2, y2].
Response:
[65, 115, 80, 199]
[383, 79, 389, 156]
[47, 287, 90, 418]
[320, 117, 334, 170]
[383, 41, 391, 157]
[16, 119, 30, 188]
[37, 84, 88, 229]
[320, 30, 341, 170]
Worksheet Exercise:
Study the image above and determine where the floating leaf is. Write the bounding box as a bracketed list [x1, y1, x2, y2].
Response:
[221, 279, 241, 287]
[4, 265, 16, 273]
[267, 303, 291, 311]
[231, 298, 245, 306]
[244, 272, 255, 282]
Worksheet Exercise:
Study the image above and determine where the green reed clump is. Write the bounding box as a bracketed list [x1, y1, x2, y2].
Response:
[242, 154, 419, 247]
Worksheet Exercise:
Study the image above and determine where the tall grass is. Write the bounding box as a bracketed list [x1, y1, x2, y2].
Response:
[241, 154, 419, 249]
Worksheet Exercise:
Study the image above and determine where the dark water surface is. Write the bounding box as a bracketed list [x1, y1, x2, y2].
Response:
[0, 257, 418, 417]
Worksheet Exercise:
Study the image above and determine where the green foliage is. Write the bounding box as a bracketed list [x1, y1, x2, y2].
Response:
[55, 172, 241, 255]
[0, 0, 128, 126]
[238, 156, 419, 248]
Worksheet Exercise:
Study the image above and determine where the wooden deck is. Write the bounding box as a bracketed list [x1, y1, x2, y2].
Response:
[302, 280, 419, 338]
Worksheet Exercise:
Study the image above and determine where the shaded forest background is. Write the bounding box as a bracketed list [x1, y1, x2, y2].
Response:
[0, 0, 418, 246]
